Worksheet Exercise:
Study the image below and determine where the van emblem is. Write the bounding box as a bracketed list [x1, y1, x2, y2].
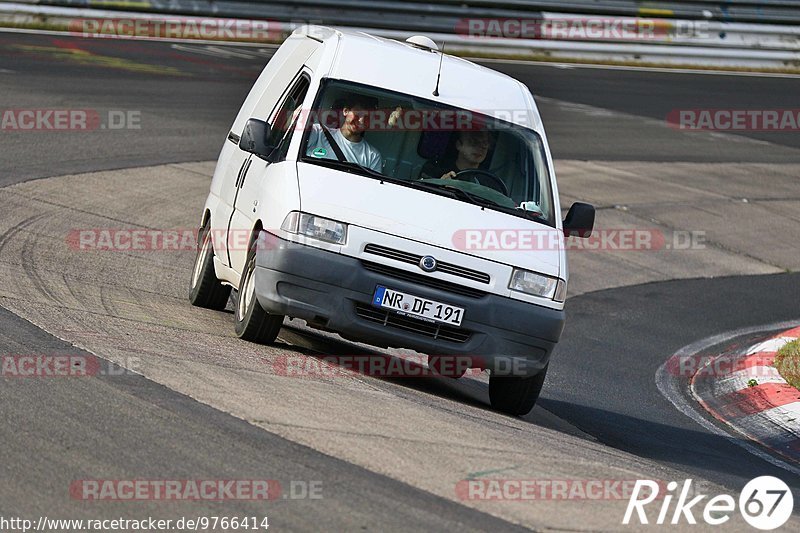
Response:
[312, 147, 327, 157]
[419, 255, 437, 272]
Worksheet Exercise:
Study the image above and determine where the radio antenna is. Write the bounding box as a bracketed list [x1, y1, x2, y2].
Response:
[433, 43, 445, 96]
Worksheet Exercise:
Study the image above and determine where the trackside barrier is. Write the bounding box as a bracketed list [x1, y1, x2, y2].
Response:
[1, 1, 799, 68]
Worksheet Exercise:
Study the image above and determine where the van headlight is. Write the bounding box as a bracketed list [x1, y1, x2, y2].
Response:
[509, 269, 565, 301]
[281, 211, 347, 245]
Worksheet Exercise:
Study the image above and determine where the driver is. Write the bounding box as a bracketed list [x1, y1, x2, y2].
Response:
[419, 129, 491, 180]
[305, 94, 383, 172]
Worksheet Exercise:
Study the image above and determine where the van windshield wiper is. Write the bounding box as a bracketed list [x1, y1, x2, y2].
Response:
[416, 180, 505, 209]
[303, 159, 468, 202]
[447, 186, 505, 209]
[394, 179, 500, 204]
[419, 180, 553, 225]
[302, 157, 387, 180]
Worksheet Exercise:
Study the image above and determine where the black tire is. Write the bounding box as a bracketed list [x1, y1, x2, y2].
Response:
[488, 364, 548, 416]
[189, 223, 231, 310]
[234, 244, 283, 344]
[428, 355, 468, 378]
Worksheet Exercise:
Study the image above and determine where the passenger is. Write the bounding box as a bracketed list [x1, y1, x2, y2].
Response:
[305, 95, 383, 172]
[419, 129, 491, 180]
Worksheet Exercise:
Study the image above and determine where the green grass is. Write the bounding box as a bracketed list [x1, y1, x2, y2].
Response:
[774, 339, 800, 390]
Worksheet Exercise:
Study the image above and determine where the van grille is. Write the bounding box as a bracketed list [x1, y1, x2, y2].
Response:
[363, 244, 490, 284]
[361, 261, 486, 299]
[354, 303, 471, 343]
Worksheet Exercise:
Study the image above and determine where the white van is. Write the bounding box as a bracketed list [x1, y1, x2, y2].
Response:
[190, 26, 595, 415]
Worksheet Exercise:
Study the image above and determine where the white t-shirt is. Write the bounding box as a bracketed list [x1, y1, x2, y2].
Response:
[306, 124, 383, 173]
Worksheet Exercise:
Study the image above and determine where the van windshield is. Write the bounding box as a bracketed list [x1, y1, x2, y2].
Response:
[298, 79, 555, 226]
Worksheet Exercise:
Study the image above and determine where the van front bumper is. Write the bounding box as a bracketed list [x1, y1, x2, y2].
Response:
[254, 234, 565, 376]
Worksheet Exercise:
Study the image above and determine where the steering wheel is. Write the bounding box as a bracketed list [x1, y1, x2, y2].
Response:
[454, 169, 509, 196]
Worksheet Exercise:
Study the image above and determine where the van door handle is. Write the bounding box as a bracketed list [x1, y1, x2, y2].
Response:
[238, 159, 252, 188]
[235, 159, 246, 188]
[235, 158, 251, 188]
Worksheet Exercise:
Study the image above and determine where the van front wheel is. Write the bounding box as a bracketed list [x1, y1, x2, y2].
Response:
[234, 247, 283, 344]
[488, 364, 548, 416]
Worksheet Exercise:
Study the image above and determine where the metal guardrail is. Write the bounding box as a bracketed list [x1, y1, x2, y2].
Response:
[25, 0, 800, 26]
[1, 1, 799, 68]
[15, 0, 504, 34]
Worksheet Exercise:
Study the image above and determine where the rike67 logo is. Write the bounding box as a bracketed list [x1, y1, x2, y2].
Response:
[623, 476, 793, 530]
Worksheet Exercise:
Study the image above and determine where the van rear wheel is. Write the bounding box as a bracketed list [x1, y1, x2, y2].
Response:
[189, 224, 231, 310]
[488, 364, 548, 416]
[234, 245, 283, 344]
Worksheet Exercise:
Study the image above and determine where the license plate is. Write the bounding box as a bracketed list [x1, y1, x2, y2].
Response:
[372, 286, 464, 326]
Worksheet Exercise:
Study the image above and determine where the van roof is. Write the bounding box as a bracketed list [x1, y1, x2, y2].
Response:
[293, 26, 542, 131]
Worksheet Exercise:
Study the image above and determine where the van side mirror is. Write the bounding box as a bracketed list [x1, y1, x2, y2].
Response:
[563, 202, 595, 238]
[239, 118, 275, 160]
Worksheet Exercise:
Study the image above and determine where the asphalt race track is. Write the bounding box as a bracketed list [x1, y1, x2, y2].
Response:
[1, 30, 800, 531]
